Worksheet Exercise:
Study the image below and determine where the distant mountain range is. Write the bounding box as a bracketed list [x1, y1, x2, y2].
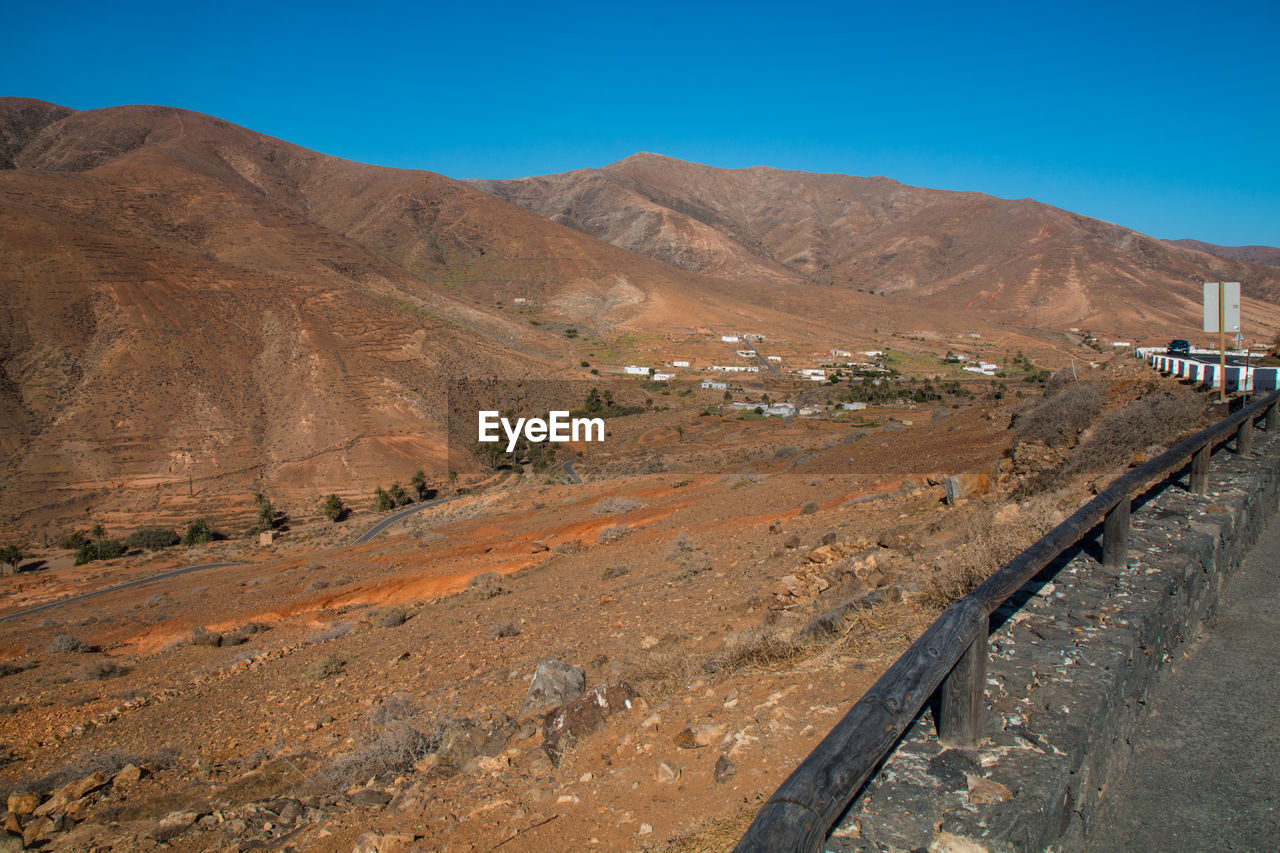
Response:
[3, 97, 1280, 532]
[1164, 238, 1280, 268]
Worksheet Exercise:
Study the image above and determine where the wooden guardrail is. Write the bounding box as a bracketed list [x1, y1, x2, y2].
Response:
[734, 390, 1280, 852]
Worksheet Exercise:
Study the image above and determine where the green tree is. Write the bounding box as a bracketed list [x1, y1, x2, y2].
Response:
[90, 523, 106, 561]
[0, 544, 22, 575]
[182, 518, 215, 546]
[388, 482, 412, 507]
[373, 487, 394, 512]
[320, 493, 348, 523]
[409, 470, 430, 501]
[256, 500, 277, 531]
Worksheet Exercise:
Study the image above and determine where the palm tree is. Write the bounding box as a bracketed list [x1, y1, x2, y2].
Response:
[90, 523, 106, 561]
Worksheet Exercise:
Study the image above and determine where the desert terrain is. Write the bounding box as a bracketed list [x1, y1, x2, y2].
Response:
[1, 97, 1277, 851]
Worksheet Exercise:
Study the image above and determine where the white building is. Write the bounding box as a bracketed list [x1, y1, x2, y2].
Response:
[721, 334, 740, 343]
[711, 365, 758, 373]
[800, 369, 827, 378]
[701, 379, 728, 390]
[767, 355, 782, 362]
[652, 372, 675, 381]
[624, 365, 650, 376]
[672, 360, 691, 368]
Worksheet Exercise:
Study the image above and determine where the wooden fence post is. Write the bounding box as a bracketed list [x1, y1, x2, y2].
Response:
[1191, 443, 1210, 494]
[1267, 401, 1279, 432]
[1239, 416, 1254, 455]
[938, 607, 988, 748]
[1103, 497, 1131, 572]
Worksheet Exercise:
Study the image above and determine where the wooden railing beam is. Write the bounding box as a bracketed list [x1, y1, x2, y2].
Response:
[1191, 444, 1210, 493]
[1239, 416, 1255, 455]
[938, 607, 989, 748]
[1103, 497, 1131, 572]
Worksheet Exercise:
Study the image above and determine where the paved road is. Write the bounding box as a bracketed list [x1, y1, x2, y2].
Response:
[352, 495, 455, 544]
[561, 460, 583, 484]
[1087, 518, 1280, 850]
[0, 561, 240, 625]
[1176, 352, 1253, 367]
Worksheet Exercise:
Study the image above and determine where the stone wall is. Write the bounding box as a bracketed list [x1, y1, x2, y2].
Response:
[825, 432, 1280, 852]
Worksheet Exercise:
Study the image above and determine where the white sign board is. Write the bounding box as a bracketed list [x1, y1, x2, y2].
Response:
[1203, 282, 1241, 333]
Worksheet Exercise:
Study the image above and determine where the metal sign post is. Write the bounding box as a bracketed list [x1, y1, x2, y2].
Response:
[1204, 282, 1242, 404]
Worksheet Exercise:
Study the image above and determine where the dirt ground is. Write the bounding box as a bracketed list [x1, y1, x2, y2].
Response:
[0, 358, 1202, 852]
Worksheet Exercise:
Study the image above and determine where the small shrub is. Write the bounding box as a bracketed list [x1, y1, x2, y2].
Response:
[467, 572, 506, 599]
[58, 531, 90, 550]
[773, 445, 800, 460]
[325, 719, 436, 786]
[47, 634, 92, 654]
[308, 622, 353, 643]
[191, 626, 223, 647]
[592, 497, 642, 514]
[600, 565, 629, 581]
[308, 578, 330, 591]
[369, 694, 419, 727]
[492, 621, 521, 638]
[668, 532, 696, 557]
[1012, 381, 1105, 448]
[306, 653, 346, 680]
[378, 606, 407, 628]
[80, 660, 128, 681]
[74, 539, 126, 565]
[598, 524, 629, 544]
[125, 527, 180, 551]
[181, 519, 216, 546]
[703, 626, 809, 675]
[800, 501, 819, 515]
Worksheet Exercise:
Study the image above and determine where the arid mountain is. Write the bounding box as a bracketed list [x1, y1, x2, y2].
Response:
[4, 100, 1280, 538]
[470, 153, 1280, 332]
[1165, 238, 1280, 268]
[0, 100, 699, 534]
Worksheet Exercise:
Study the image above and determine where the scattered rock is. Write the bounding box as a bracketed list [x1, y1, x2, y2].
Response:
[943, 472, 992, 504]
[435, 715, 518, 768]
[543, 682, 640, 765]
[530, 540, 550, 553]
[656, 760, 680, 783]
[349, 788, 393, 807]
[820, 531, 838, 545]
[152, 810, 199, 841]
[966, 773, 1014, 804]
[353, 831, 416, 853]
[22, 815, 57, 846]
[674, 724, 725, 749]
[520, 658, 586, 716]
[714, 755, 738, 784]
[783, 534, 801, 549]
[113, 763, 144, 785]
[6, 792, 39, 816]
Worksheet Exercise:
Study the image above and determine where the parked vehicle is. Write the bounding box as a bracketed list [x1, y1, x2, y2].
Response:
[1167, 338, 1191, 355]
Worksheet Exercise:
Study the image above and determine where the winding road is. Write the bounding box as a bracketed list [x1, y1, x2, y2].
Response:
[0, 561, 240, 625]
[351, 494, 456, 544]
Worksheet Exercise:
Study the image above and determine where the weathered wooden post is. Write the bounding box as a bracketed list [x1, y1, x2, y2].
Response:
[938, 605, 988, 748]
[1239, 415, 1255, 455]
[1103, 496, 1131, 572]
[1191, 443, 1210, 494]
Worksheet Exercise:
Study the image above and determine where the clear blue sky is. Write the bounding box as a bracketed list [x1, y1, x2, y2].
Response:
[4, 0, 1277, 245]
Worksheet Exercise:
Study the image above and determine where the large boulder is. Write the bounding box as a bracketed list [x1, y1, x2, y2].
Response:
[519, 658, 585, 716]
[543, 682, 640, 765]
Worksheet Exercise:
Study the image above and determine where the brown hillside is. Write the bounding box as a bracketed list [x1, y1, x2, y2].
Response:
[470, 152, 1280, 332]
[1165, 238, 1280, 268]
